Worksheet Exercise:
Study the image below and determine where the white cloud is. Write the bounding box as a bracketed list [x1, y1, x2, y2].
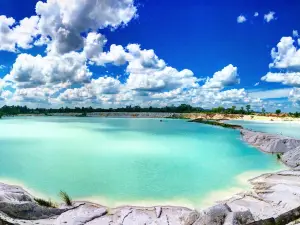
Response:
[90, 77, 121, 95]
[0, 0, 269, 109]
[195, 88, 261, 108]
[5, 52, 92, 88]
[289, 88, 300, 106]
[58, 76, 121, 104]
[149, 86, 262, 109]
[269, 36, 300, 70]
[126, 67, 197, 92]
[254, 12, 259, 17]
[46, 27, 85, 55]
[262, 35, 300, 97]
[203, 64, 240, 89]
[254, 82, 260, 86]
[36, 0, 137, 54]
[58, 87, 94, 103]
[0, 16, 16, 52]
[0, 15, 39, 52]
[0, 78, 5, 90]
[86, 43, 199, 93]
[261, 72, 300, 87]
[53, 64, 260, 108]
[83, 32, 107, 60]
[264, 11, 276, 23]
[237, 15, 247, 23]
[214, 88, 259, 104]
[0, 78, 12, 101]
[34, 35, 51, 47]
[13, 16, 40, 49]
[0, 90, 13, 101]
[124, 44, 198, 92]
[293, 30, 299, 38]
[12, 87, 58, 104]
[90, 44, 128, 66]
[249, 88, 292, 99]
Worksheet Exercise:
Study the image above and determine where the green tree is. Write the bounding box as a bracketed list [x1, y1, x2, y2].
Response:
[240, 107, 245, 114]
[231, 105, 236, 114]
[275, 109, 281, 115]
[246, 105, 251, 114]
[262, 108, 266, 115]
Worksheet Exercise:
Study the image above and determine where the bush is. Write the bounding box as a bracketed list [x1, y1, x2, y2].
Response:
[59, 191, 72, 206]
[34, 198, 56, 208]
[276, 153, 282, 160]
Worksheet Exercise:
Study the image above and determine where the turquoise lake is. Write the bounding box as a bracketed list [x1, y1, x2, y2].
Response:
[228, 120, 300, 139]
[0, 117, 282, 207]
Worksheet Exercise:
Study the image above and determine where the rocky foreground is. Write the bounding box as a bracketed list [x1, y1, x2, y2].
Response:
[2, 129, 300, 224]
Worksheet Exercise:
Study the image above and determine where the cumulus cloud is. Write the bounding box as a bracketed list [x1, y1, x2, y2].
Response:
[289, 88, 300, 106]
[264, 11, 276, 23]
[0, 78, 12, 101]
[0, 0, 136, 54]
[0, 78, 5, 90]
[214, 88, 258, 104]
[54, 66, 257, 108]
[124, 44, 198, 92]
[89, 44, 128, 66]
[90, 77, 121, 95]
[0, 0, 265, 109]
[0, 90, 13, 101]
[254, 12, 259, 17]
[261, 72, 300, 87]
[58, 87, 94, 103]
[203, 64, 240, 89]
[269, 36, 300, 70]
[36, 0, 137, 54]
[293, 30, 299, 38]
[83, 32, 107, 60]
[11, 87, 57, 103]
[0, 79, 12, 102]
[148, 86, 261, 109]
[5, 52, 92, 88]
[0, 16, 16, 52]
[262, 35, 300, 92]
[126, 67, 196, 92]
[58, 76, 121, 103]
[237, 15, 247, 23]
[249, 88, 292, 99]
[86, 43, 199, 93]
[0, 15, 39, 52]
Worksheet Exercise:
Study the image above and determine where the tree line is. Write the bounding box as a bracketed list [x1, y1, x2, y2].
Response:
[0, 104, 204, 116]
[0, 104, 296, 118]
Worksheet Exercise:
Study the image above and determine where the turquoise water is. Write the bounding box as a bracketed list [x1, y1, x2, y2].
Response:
[228, 120, 300, 139]
[0, 117, 281, 206]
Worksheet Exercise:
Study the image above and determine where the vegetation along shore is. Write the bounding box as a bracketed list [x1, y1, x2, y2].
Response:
[2, 105, 300, 124]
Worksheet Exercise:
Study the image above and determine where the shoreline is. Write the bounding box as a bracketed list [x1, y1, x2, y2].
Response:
[4, 111, 300, 122]
[1, 117, 300, 224]
[0, 167, 283, 210]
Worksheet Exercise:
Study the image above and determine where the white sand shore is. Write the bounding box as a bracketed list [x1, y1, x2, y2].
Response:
[0, 168, 281, 210]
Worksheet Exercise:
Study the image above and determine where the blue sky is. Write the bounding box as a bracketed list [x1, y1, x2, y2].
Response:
[0, 0, 300, 111]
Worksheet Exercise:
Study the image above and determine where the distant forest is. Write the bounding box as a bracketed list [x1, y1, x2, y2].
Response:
[0, 104, 300, 118]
